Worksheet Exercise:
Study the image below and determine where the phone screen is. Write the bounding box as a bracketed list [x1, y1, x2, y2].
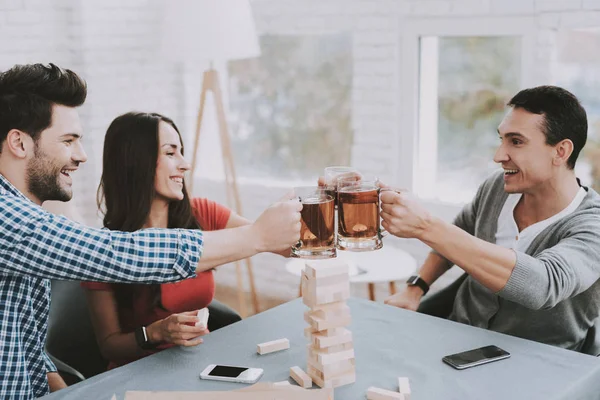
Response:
[443, 345, 510, 368]
[208, 365, 249, 378]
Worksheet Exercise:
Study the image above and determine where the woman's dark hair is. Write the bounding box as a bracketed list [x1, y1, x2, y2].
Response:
[98, 112, 200, 310]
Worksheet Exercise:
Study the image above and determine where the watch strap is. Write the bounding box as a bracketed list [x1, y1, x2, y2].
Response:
[406, 275, 430, 295]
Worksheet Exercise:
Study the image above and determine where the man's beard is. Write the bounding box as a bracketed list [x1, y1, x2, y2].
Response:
[26, 145, 73, 202]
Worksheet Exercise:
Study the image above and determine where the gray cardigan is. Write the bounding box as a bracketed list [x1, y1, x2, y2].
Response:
[448, 171, 600, 351]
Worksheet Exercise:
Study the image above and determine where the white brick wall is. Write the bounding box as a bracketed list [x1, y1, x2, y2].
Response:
[1, 0, 600, 307]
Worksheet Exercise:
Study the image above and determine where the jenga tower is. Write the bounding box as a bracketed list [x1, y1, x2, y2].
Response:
[302, 260, 356, 388]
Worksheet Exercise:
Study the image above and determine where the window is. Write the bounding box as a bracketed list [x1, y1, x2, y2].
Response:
[227, 34, 353, 183]
[400, 18, 535, 206]
[417, 36, 522, 203]
[553, 28, 600, 191]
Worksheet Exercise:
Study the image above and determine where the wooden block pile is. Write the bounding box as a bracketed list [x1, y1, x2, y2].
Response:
[301, 260, 355, 388]
[366, 377, 411, 400]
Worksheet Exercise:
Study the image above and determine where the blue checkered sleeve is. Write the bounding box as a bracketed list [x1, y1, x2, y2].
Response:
[42, 352, 56, 373]
[0, 194, 203, 283]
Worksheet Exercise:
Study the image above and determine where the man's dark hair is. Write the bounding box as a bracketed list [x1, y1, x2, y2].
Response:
[507, 85, 587, 169]
[0, 63, 87, 150]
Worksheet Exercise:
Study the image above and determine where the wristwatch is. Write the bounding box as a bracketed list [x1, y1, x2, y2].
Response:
[406, 275, 430, 295]
[134, 326, 157, 350]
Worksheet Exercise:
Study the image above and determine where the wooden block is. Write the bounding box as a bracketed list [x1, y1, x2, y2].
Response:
[398, 377, 411, 400]
[366, 387, 405, 400]
[307, 362, 355, 381]
[304, 280, 350, 299]
[304, 311, 351, 331]
[290, 366, 312, 388]
[311, 328, 353, 348]
[309, 369, 356, 389]
[257, 338, 290, 355]
[195, 308, 209, 329]
[273, 381, 291, 386]
[305, 260, 349, 279]
[304, 326, 318, 338]
[308, 346, 354, 365]
[312, 273, 350, 287]
[302, 273, 317, 308]
[311, 301, 350, 317]
[304, 287, 350, 308]
[310, 341, 353, 354]
[307, 355, 355, 376]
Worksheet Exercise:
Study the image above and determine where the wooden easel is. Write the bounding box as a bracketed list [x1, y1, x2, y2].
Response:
[188, 67, 260, 318]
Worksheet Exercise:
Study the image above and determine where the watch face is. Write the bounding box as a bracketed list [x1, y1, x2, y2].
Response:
[407, 275, 419, 285]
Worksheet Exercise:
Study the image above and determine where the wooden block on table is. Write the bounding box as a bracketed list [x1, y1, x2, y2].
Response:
[304, 280, 350, 299]
[312, 273, 350, 287]
[307, 362, 355, 381]
[195, 307, 209, 329]
[307, 356, 355, 376]
[309, 341, 353, 354]
[303, 283, 351, 308]
[304, 326, 346, 341]
[308, 345, 355, 365]
[305, 260, 349, 279]
[304, 326, 318, 338]
[257, 338, 290, 355]
[310, 301, 350, 319]
[304, 311, 351, 331]
[366, 387, 405, 400]
[398, 377, 411, 399]
[289, 366, 312, 388]
[309, 369, 356, 389]
[311, 328, 353, 348]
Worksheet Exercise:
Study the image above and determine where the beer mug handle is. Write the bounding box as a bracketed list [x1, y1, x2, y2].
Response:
[378, 187, 404, 238]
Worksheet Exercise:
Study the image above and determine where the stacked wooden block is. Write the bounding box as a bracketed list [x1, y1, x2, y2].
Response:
[302, 260, 355, 388]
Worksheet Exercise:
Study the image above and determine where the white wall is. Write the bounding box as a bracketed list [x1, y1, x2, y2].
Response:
[1, 0, 599, 304]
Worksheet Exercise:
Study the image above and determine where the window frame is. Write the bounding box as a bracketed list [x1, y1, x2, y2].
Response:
[397, 17, 536, 209]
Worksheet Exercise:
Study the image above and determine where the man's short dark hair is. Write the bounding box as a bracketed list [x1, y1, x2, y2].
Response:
[507, 85, 587, 169]
[0, 63, 87, 150]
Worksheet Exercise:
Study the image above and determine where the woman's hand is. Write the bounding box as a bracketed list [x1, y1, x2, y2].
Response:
[146, 311, 209, 347]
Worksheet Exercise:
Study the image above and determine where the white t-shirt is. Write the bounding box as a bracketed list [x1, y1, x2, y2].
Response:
[495, 187, 587, 252]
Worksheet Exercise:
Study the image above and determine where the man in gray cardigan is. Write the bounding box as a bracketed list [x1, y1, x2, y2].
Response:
[382, 85, 600, 352]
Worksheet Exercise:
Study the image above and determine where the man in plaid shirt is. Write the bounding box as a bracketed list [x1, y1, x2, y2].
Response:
[0, 63, 302, 399]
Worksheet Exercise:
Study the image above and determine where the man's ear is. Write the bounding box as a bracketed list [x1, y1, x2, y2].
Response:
[4, 129, 34, 159]
[553, 139, 574, 167]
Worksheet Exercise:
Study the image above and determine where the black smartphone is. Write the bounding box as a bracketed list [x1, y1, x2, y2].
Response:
[442, 345, 510, 370]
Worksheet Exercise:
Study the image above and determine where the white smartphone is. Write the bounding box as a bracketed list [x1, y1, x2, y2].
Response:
[442, 345, 511, 370]
[199, 364, 264, 384]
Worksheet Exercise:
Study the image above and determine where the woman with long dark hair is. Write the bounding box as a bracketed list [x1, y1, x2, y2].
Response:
[82, 112, 269, 368]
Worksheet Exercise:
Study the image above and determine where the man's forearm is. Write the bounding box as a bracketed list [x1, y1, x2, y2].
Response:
[197, 226, 260, 272]
[419, 217, 516, 292]
[47, 372, 67, 392]
[419, 252, 454, 287]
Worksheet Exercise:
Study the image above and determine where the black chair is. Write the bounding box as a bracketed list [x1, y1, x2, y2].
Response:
[47, 279, 242, 383]
[417, 273, 468, 319]
[207, 300, 242, 332]
[46, 280, 107, 382]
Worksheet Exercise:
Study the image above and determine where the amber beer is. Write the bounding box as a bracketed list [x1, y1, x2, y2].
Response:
[292, 188, 336, 259]
[336, 177, 384, 251]
[338, 188, 379, 238]
[323, 166, 358, 208]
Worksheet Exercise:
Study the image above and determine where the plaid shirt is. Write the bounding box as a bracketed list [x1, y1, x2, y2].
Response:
[0, 175, 203, 399]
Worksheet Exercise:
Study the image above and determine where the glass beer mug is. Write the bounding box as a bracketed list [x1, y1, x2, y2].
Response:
[291, 187, 336, 259]
[335, 175, 388, 251]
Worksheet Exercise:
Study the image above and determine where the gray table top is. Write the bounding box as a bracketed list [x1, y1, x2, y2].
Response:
[44, 298, 600, 400]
